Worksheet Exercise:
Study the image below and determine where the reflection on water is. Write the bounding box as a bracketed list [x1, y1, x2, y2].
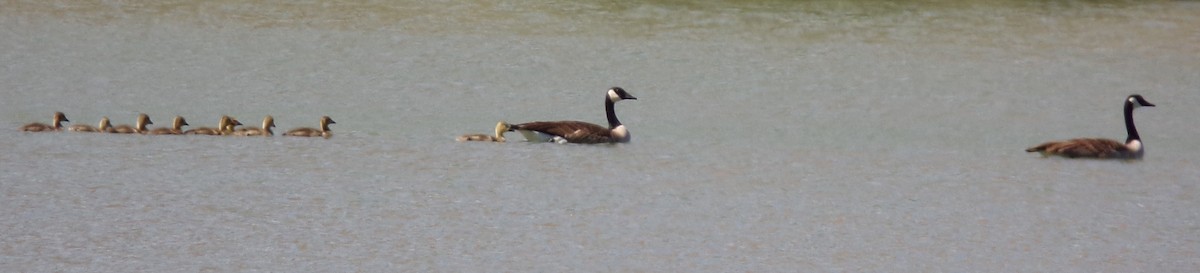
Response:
[2, 0, 1199, 272]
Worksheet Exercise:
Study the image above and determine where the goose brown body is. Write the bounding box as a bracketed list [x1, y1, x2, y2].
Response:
[510, 121, 615, 144]
[1025, 138, 1136, 159]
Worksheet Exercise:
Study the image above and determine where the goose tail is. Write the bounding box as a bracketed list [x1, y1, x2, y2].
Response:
[1025, 143, 1050, 153]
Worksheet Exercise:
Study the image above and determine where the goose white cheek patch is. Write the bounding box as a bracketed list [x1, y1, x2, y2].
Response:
[1126, 139, 1142, 152]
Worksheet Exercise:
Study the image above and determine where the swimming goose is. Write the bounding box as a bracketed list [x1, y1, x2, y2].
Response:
[20, 112, 69, 132]
[149, 116, 190, 135]
[509, 87, 637, 144]
[232, 115, 275, 136]
[224, 117, 243, 135]
[69, 117, 113, 133]
[456, 121, 511, 142]
[283, 116, 336, 138]
[110, 113, 153, 134]
[1026, 94, 1155, 159]
[184, 116, 234, 135]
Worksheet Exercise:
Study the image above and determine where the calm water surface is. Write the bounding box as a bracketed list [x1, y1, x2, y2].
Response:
[2, 1, 1199, 271]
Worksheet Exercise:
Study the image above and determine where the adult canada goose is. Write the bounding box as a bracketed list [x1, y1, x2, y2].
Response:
[509, 87, 637, 144]
[283, 116, 335, 139]
[149, 116, 190, 135]
[69, 117, 113, 133]
[456, 121, 511, 142]
[1026, 94, 1155, 159]
[232, 115, 275, 136]
[110, 113, 153, 134]
[184, 116, 236, 135]
[20, 112, 69, 132]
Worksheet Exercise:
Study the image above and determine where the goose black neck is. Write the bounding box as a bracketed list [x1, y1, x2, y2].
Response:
[605, 97, 621, 129]
[1124, 100, 1139, 143]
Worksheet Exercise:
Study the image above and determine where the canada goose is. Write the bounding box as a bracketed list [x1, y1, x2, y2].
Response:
[1026, 94, 1155, 159]
[456, 121, 511, 142]
[232, 115, 275, 136]
[20, 112, 69, 132]
[184, 116, 234, 135]
[283, 116, 335, 139]
[110, 113, 153, 134]
[69, 117, 113, 133]
[149, 116, 190, 135]
[509, 87, 637, 144]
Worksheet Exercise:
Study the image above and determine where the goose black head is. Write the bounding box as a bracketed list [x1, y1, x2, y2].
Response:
[608, 87, 637, 102]
[1127, 94, 1154, 108]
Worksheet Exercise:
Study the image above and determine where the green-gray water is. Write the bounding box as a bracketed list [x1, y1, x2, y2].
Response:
[3, 1, 1199, 271]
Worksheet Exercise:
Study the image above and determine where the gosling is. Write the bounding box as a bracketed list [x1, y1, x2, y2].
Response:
[110, 113, 153, 134]
[283, 116, 335, 139]
[149, 116, 190, 135]
[232, 115, 275, 136]
[69, 117, 113, 133]
[456, 121, 511, 142]
[20, 112, 69, 132]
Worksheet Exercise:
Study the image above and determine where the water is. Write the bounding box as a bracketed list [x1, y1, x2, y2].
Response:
[3, 1, 1199, 271]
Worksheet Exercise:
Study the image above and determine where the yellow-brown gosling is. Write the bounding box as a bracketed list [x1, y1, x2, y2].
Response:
[149, 116, 190, 135]
[20, 112, 69, 132]
[1026, 94, 1155, 159]
[68, 117, 113, 133]
[184, 116, 231, 135]
[232, 115, 275, 136]
[110, 113, 153, 134]
[223, 117, 243, 135]
[283, 116, 336, 139]
[456, 121, 511, 142]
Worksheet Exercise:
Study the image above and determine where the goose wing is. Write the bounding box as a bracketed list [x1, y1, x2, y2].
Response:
[512, 121, 612, 143]
[149, 128, 179, 135]
[110, 125, 137, 134]
[20, 123, 52, 132]
[68, 124, 97, 132]
[1030, 138, 1128, 158]
[284, 127, 323, 137]
[184, 127, 219, 135]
